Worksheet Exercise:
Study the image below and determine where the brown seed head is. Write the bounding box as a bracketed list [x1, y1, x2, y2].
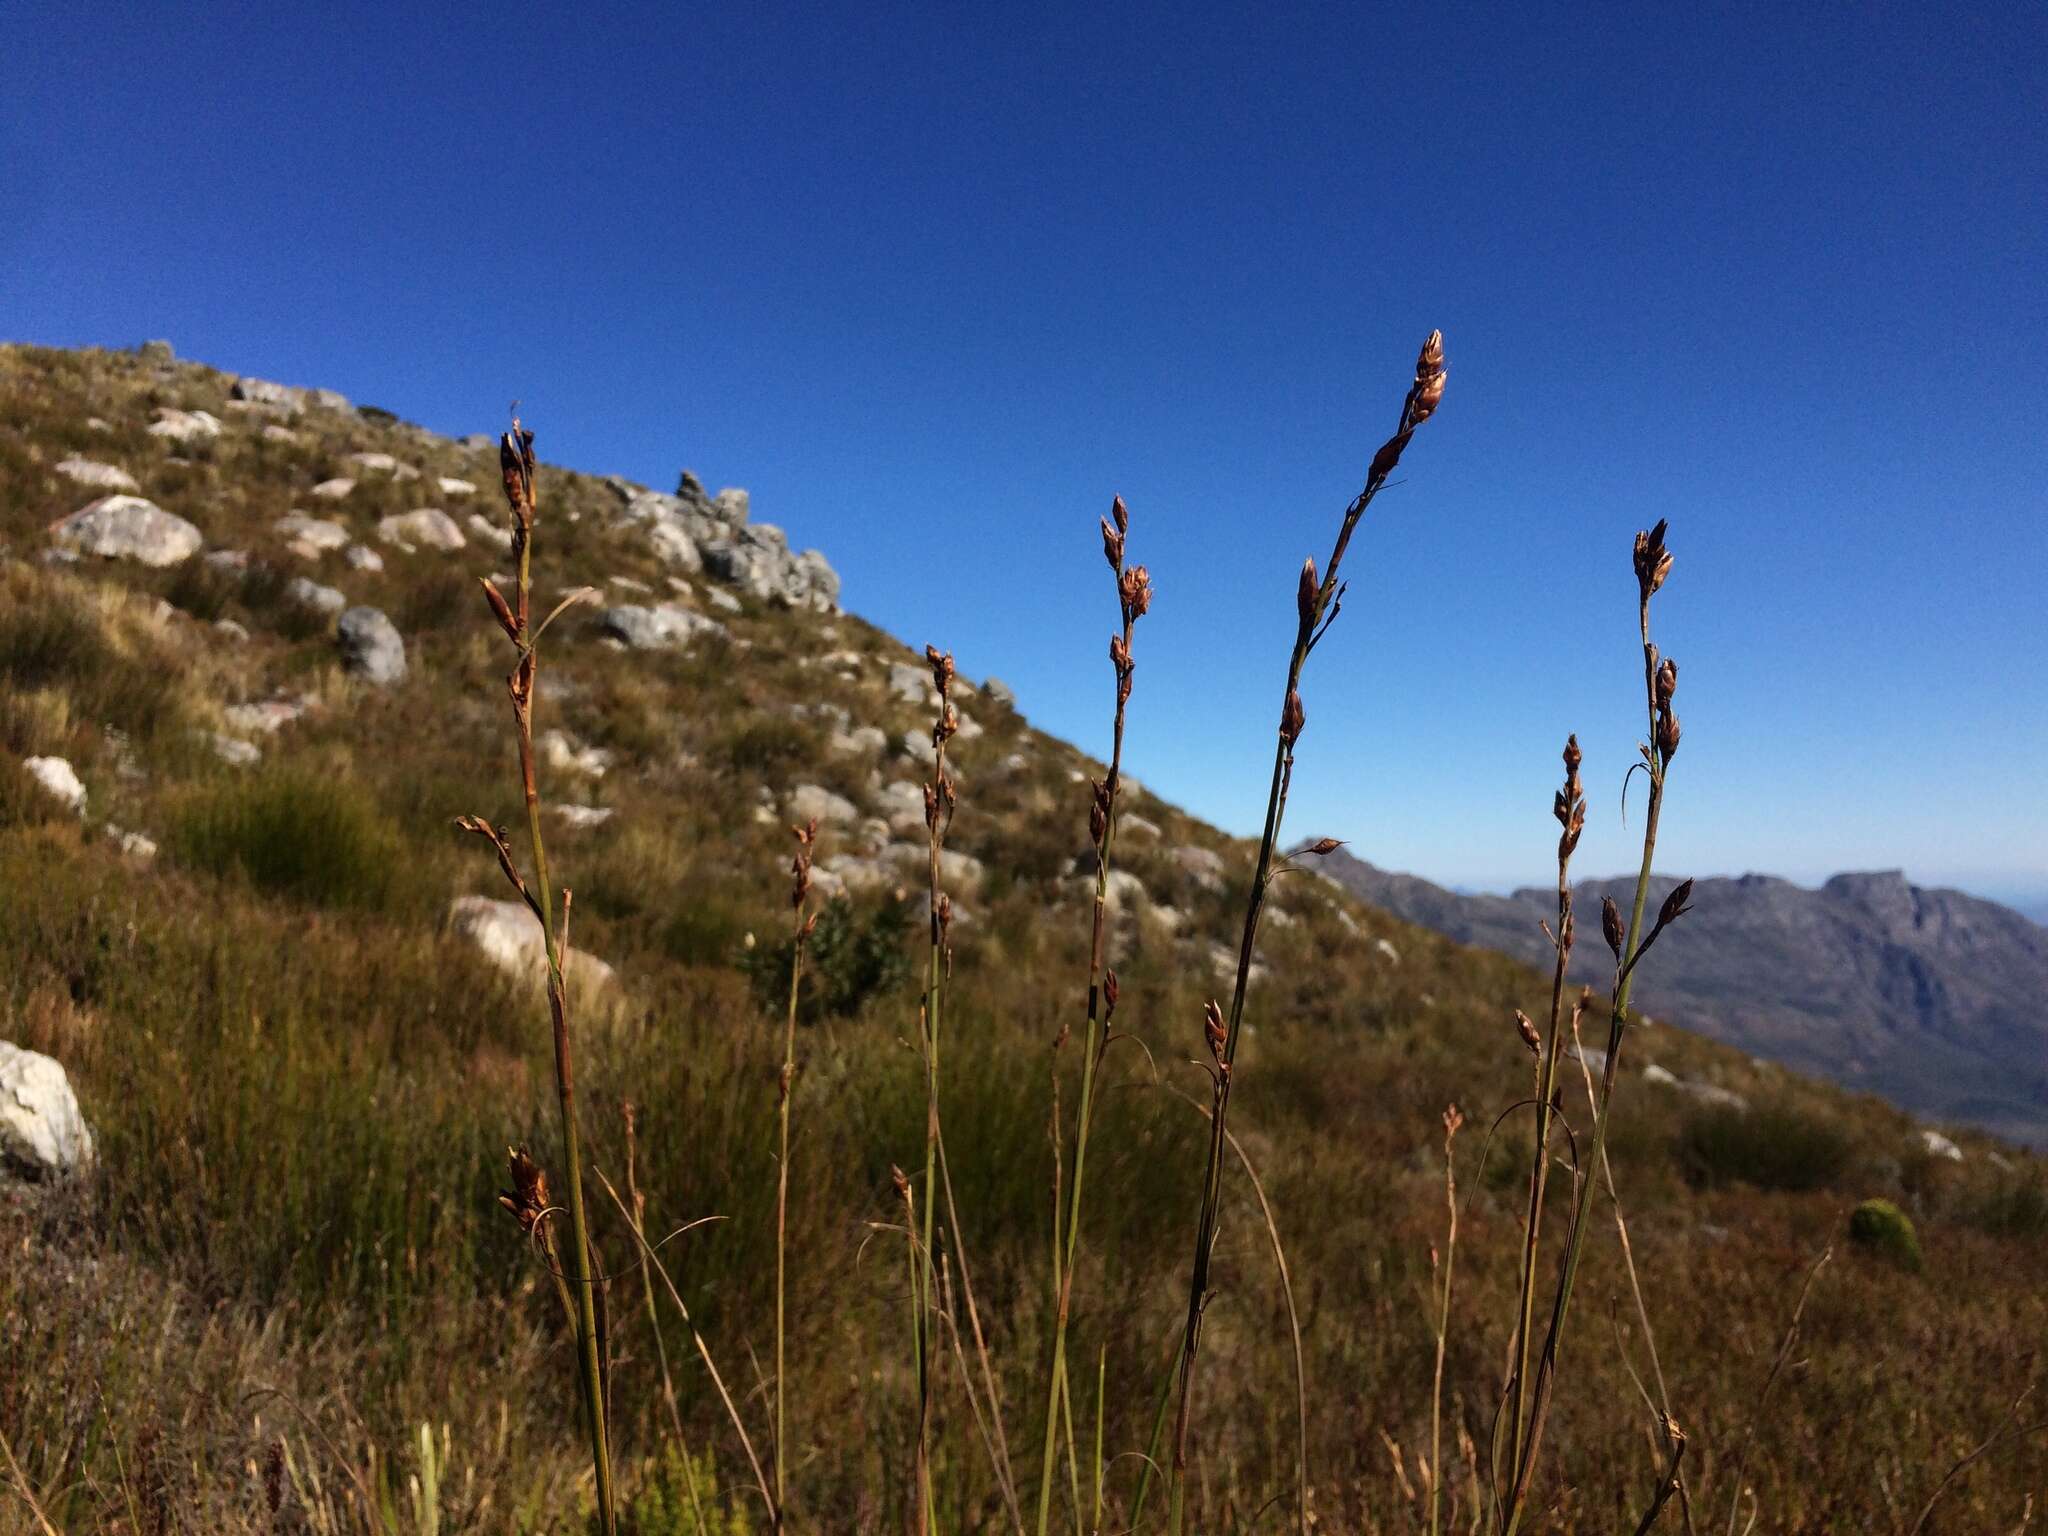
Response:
[1120, 564, 1153, 621]
[1563, 733, 1583, 778]
[1514, 1009, 1541, 1057]
[925, 645, 955, 695]
[1103, 968, 1120, 1018]
[1657, 709, 1682, 761]
[890, 1164, 910, 1200]
[1089, 794, 1107, 845]
[1203, 998, 1228, 1067]
[1280, 688, 1306, 746]
[1656, 657, 1678, 706]
[1101, 516, 1124, 572]
[1304, 836, 1344, 857]
[1634, 520, 1673, 598]
[1657, 877, 1695, 929]
[1442, 1102, 1464, 1140]
[1297, 558, 1319, 629]
[498, 1145, 552, 1236]
[1407, 329, 1448, 429]
[1111, 493, 1128, 536]
[1601, 896, 1626, 962]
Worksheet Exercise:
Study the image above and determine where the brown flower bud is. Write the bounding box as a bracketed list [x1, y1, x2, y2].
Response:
[1634, 520, 1672, 598]
[890, 1164, 911, 1200]
[1203, 998, 1228, 1066]
[1101, 516, 1124, 572]
[922, 782, 939, 828]
[1111, 493, 1128, 536]
[1514, 1009, 1541, 1057]
[1089, 796, 1107, 845]
[478, 576, 519, 641]
[1655, 657, 1678, 706]
[1601, 896, 1626, 963]
[498, 1145, 552, 1236]
[1297, 558, 1319, 629]
[1407, 330, 1447, 429]
[925, 645, 955, 695]
[1657, 710, 1682, 760]
[1280, 689, 1306, 745]
[1103, 968, 1119, 1018]
[1656, 878, 1695, 929]
[1303, 837, 1344, 856]
[1120, 564, 1153, 620]
[1563, 734, 1582, 777]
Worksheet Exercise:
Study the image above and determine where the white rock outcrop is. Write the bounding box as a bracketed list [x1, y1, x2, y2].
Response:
[0, 1042, 96, 1178]
[23, 756, 86, 814]
[50, 496, 203, 567]
[447, 896, 616, 992]
[54, 458, 139, 492]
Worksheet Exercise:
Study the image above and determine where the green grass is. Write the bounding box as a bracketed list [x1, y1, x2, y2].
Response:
[171, 764, 404, 909]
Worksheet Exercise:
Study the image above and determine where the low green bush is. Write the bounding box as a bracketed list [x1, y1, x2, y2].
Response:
[172, 766, 401, 909]
[1676, 1101, 1852, 1192]
[1848, 1197, 1923, 1270]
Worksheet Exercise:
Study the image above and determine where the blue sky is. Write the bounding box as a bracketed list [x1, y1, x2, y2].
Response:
[5, 2, 2044, 904]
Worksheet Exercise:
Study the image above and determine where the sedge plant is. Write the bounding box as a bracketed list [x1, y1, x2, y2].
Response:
[1035, 496, 1151, 1536]
[456, 419, 614, 1534]
[1168, 329, 1448, 1535]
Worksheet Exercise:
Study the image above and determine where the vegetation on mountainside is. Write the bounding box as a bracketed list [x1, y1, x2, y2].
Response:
[1, 339, 2044, 1533]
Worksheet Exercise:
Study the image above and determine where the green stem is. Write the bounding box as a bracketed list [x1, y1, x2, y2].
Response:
[1503, 609, 1667, 1534]
[513, 499, 614, 1536]
[775, 915, 805, 1530]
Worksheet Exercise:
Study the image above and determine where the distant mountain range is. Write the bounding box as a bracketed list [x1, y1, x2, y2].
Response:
[1313, 851, 2048, 1146]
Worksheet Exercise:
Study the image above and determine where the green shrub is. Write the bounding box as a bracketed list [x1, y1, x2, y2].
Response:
[742, 894, 915, 1021]
[1848, 1197, 1923, 1270]
[1971, 1174, 2048, 1239]
[172, 766, 400, 908]
[1676, 1101, 1851, 1192]
[610, 1448, 756, 1536]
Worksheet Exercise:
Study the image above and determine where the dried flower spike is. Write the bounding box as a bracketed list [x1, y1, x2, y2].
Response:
[1514, 1010, 1542, 1057]
[1280, 689, 1306, 746]
[1601, 896, 1626, 963]
[1634, 518, 1673, 599]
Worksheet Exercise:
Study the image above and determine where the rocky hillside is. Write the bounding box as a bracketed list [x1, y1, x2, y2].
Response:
[4, 340, 2045, 1532]
[1313, 850, 2048, 1145]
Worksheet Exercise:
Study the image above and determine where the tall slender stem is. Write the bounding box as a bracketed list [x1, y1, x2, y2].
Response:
[1038, 504, 1146, 1536]
[503, 427, 613, 1536]
[1169, 330, 1446, 1532]
[775, 826, 813, 1533]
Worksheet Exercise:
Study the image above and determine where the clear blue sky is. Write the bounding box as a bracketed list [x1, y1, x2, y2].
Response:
[6, 2, 2045, 904]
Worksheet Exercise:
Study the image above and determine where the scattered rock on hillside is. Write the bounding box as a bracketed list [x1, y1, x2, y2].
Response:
[553, 805, 615, 830]
[346, 451, 399, 474]
[108, 826, 157, 860]
[147, 408, 223, 442]
[707, 587, 742, 613]
[1122, 815, 1161, 841]
[53, 458, 139, 492]
[831, 725, 889, 756]
[261, 424, 302, 444]
[878, 779, 928, 836]
[883, 842, 985, 889]
[541, 730, 614, 778]
[310, 477, 355, 500]
[0, 1042, 96, 1179]
[466, 513, 512, 551]
[50, 495, 203, 567]
[888, 663, 927, 702]
[594, 603, 726, 651]
[447, 895, 615, 991]
[286, 576, 347, 615]
[23, 756, 85, 814]
[233, 378, 308, 412]
[790, 784, 859, 826]
[275, 512, 349, 556]
[204, 731, 261, 767]
[344, 543, 384, 572]
[438, 477, 477, 498]
[1918, 1129, 1965, 1163]
[337, 606, 407, 685]
[1643, 1063, 1747, 1111]
[1172, 845, 1226, 892]
[377, 508, 466, 552]
[983, 677, 1016, 709]
[224, 699, 309, 735]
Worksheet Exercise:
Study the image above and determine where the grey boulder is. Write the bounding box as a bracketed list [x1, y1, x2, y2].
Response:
[337, 606, 407, 685]
[50, 495, 203, 567]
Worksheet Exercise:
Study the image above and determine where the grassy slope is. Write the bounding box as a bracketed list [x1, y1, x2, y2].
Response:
[1, 342, 2043, 1534]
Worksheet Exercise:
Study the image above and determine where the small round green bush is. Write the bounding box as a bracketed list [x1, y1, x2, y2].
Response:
[1848, 1197, 1923, 1271]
